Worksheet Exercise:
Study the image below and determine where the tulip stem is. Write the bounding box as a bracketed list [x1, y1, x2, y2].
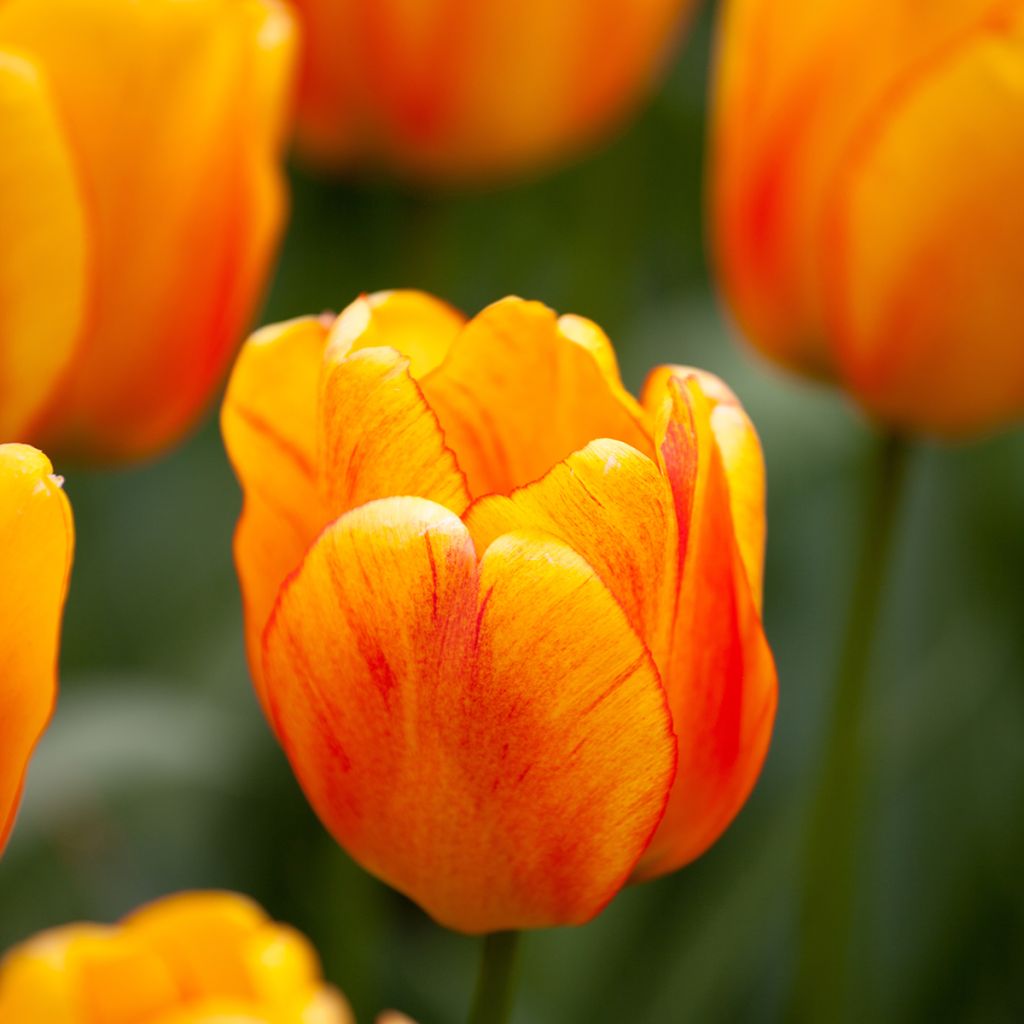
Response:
[467, 931, 521, 1024]
[795, 429, 911, 1021]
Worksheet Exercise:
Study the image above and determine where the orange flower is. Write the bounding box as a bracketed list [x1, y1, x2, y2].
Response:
[288, 0, 696, 180]
[711, 0, 1024, 436]
[223, 292, 777, 934]
[0, 444, 72, 855]
[0, 0, 296, 462]
[0, 891, 353, 1022]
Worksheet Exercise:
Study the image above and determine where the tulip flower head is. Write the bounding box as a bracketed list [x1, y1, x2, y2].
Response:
[223, 292, 777, 934]
[0, 0, 296, 461]
[712, 0, 1024, 435]
[0, 891, 353, 1022]
[0, 444, 72, 855]
[288, 0, 696, 180]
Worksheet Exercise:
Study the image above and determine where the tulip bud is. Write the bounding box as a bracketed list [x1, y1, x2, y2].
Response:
[289, 0, 696, 180]
[0, 892, 354, 1022]
[223, 291, 777, 933]
[712, 1, 1024, 435]
[0, 445, 72, 855]
[0, 0, 296, 461]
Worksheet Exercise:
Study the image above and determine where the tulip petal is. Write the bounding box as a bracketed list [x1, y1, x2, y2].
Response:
[0, 445, 73, 853]
[450, 3, 595, 175]
[291, 0, 691, 178]
[643, 366, 766, 609]
[633, 374, 776, 879]
[125, 892, 276, 1000]
[222, 317, 327, 713]
[319, 346, 471, 519]
[0, 893, 352, 1024]
[466, 439, 678, 667]
[829, 10, 1024, 434]
[420, 297, 653, 498]
[456, 0, 691, 176]
[556, 313, 651, 425]
[467, 370, 774, 878]
[0, 925, 181, 1024]
[712, 0, 1006, 379]
[243, 925, 340, 1014]
[264, 496, 675, 933]
[0, 53, 87, 441]
[326, 291, 466, 380]
[0, 0, 296, 458]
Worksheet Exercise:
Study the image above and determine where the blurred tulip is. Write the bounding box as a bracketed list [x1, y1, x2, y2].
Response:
[0, 891, 353, 1022]
[223, 291, 776, 934]
[711, 0, 1024, 436]
[288, 0, 696, 180]
[0, 444, 72, 855]
[0, 0, 296, 462]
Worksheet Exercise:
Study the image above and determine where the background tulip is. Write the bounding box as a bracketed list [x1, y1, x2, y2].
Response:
[0, 891, 353, 1022]
[223, 291, 776, 934]
[711, 0, 1024, 435]
[0, 0, 296, 462]
[288, 0, 696, 180]
[0, 444, 72, 855]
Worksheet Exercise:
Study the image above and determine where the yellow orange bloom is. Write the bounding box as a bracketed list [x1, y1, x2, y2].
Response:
[0, 0, 296, 461]
[0, 891, 352, 1023]
[0, 444, 72, 855]
[289, 0, 696, 180]
[711, 0, 1024, 436]
[223, 292, 777, 934]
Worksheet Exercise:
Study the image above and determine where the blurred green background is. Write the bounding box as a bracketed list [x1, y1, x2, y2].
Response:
[3, 7, 1023, 1022]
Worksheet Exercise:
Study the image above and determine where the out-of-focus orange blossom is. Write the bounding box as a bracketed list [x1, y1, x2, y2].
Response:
[0, 0, 296, 461]
[288, 0, 697, 181]
[0, 891, 355, 1023]
[712, 0, 1024, 436]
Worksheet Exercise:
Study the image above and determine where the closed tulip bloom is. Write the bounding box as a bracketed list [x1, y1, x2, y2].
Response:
[0, 891, 353, 1023]
[223, 291, 776, 934]
[712, 1, 1024, 435]
[289, 0, 695, 179]
[0, 444, 72, 855]
[0, 0, 296, 461]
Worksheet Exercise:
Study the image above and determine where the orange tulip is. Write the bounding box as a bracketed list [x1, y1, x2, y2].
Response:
[0, 444, 72, 855]
[288, 0, 696, 180]
[0, 0, 296, 461]
[711, 0, 1024, 436]
[0, 891, 353, 1022]
[223, 291, 777, 934]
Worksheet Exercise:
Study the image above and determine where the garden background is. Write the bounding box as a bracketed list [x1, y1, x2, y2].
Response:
[2, 8, 1022, 1021]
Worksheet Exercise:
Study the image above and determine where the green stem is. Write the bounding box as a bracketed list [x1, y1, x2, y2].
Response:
[467, 932, 522, 1024]
[795, 431, 911, 1022]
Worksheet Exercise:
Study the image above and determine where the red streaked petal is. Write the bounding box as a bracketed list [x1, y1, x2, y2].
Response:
[263, 496, 675, 932]
[317, 345, 470, 519]
[420, 297, 653, 498]
[465, 439, 677, 666]
[633, 374, 776, 879]
[221, 316, 327, 713]
[643, 365, 766, 609]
